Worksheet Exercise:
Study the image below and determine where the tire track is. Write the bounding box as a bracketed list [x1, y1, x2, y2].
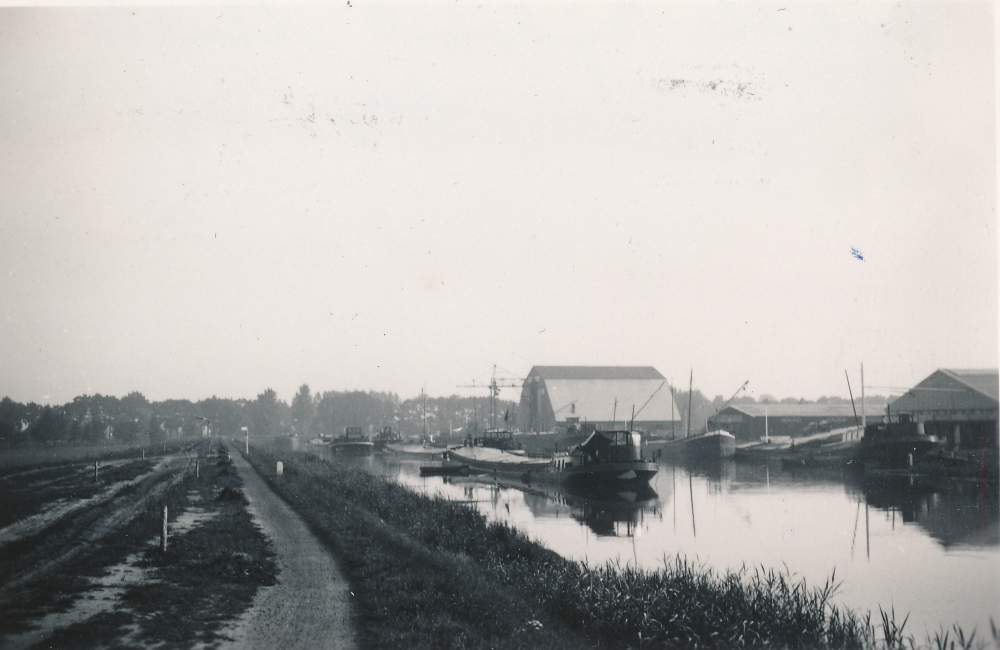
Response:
[0, 454, 194, 551]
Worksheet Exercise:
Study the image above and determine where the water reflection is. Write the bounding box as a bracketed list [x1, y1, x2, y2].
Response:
[529, 483, 659, 537]
[303, 447, 1000, 636]
[850, 474, 1000, 549]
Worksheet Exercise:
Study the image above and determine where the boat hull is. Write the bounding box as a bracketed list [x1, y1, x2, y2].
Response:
[448, 446, 551, 475]
[562, 461, 659, 489]
[854, 436, 940, 467]
[330, 441, 376, 455]
[385, 443, 448, 460]
[419, 462, 470, 477]
[647, 430, 736, 461]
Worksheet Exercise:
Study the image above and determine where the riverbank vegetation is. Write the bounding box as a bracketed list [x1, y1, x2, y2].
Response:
[243, 446, 987, 650]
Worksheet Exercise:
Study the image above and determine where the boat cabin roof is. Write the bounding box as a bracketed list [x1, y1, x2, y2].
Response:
[578, 429, 640, 451]
[481, 428, 514, 440]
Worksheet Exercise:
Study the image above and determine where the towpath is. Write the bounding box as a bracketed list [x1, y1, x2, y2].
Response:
[224, 451, 358, 650]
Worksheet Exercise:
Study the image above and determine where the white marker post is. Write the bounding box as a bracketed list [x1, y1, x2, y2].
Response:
[160, 504, 168, 552]
[242, 426, 249, 454]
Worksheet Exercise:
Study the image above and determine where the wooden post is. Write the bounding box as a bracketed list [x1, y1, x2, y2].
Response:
[277, 461, 283, 476]
[142, 449, 145, 460]
[196, 460, 200, 478]
[160, 505, 168, 552]
[94, 461, 99, 482]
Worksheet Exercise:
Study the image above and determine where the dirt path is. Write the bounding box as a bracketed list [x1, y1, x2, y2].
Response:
[223, 452, 358, 650]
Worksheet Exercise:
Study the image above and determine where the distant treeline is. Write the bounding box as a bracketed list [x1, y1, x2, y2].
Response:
[0, 385, 884, 448]
[0, 385, 516, 448]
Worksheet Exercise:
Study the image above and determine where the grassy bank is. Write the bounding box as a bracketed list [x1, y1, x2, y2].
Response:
[245, 446, 899, 649]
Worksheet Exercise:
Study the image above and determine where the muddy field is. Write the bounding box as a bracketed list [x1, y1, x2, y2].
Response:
[0, 440, 277, 649]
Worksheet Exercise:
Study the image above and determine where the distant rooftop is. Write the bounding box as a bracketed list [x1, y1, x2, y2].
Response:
[720, 403, 880, 418]
[527, 366, 665, 381]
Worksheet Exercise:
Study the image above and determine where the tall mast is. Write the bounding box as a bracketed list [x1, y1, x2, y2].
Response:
[422, 387, 426, 439]
[861, 363, 866, 430]
[670, 382, 676, 439]
[845, 369, 860, 429]
[490, 365, 497, 430]
[686, 369, 693, 439]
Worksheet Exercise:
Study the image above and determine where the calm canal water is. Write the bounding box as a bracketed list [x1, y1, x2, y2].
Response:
[325, 450, 999, 639]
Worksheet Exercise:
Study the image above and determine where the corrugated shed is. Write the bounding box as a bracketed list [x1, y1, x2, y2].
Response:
[543, 378, 680, 423]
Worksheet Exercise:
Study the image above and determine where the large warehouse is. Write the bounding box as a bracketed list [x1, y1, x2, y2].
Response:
[516, 366, 681, 434]
[887, 368, 998, 450]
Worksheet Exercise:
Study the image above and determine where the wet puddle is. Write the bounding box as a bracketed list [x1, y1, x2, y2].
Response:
[0, 491, 218, 649]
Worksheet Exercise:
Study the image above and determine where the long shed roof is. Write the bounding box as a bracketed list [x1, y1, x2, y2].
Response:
[718, 403, 880, 418]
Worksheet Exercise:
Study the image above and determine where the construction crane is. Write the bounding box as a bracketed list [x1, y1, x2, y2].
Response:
[459, 365, 524, 431]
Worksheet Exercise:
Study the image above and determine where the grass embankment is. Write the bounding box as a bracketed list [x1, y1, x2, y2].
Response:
[0, 444, 277, 649]
[246, 446, 884, 649]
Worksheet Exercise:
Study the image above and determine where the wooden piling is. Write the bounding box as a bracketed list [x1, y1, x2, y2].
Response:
[94, 460, 99, 482]
[196, 460, 200, 478]
[160, 505, 168, 552]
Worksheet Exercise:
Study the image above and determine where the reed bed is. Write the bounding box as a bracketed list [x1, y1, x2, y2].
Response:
[247, 447, 996, 650]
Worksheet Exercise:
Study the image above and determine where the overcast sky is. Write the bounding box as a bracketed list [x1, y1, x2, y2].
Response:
[0, 2, 995, 407]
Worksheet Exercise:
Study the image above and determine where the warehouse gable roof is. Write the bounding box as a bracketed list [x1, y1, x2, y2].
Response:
[528, 366, 665, 381]
[941, 369, 999, 402]
[889, 368, 999, 413]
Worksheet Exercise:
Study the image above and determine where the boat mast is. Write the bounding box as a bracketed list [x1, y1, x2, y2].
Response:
[861, 363, 866, 430]
[845, 370, 860, 429]
[686, 369, 693, 439]
[670, 382, 676, 440]
[490, 365, 497, 430]
[422, 387, 426, 440]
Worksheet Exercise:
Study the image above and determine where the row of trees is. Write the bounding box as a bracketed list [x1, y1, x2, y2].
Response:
[292, 385, 516, 441]
[0, 385, 519, 448]
[0, 384, 887, 448]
